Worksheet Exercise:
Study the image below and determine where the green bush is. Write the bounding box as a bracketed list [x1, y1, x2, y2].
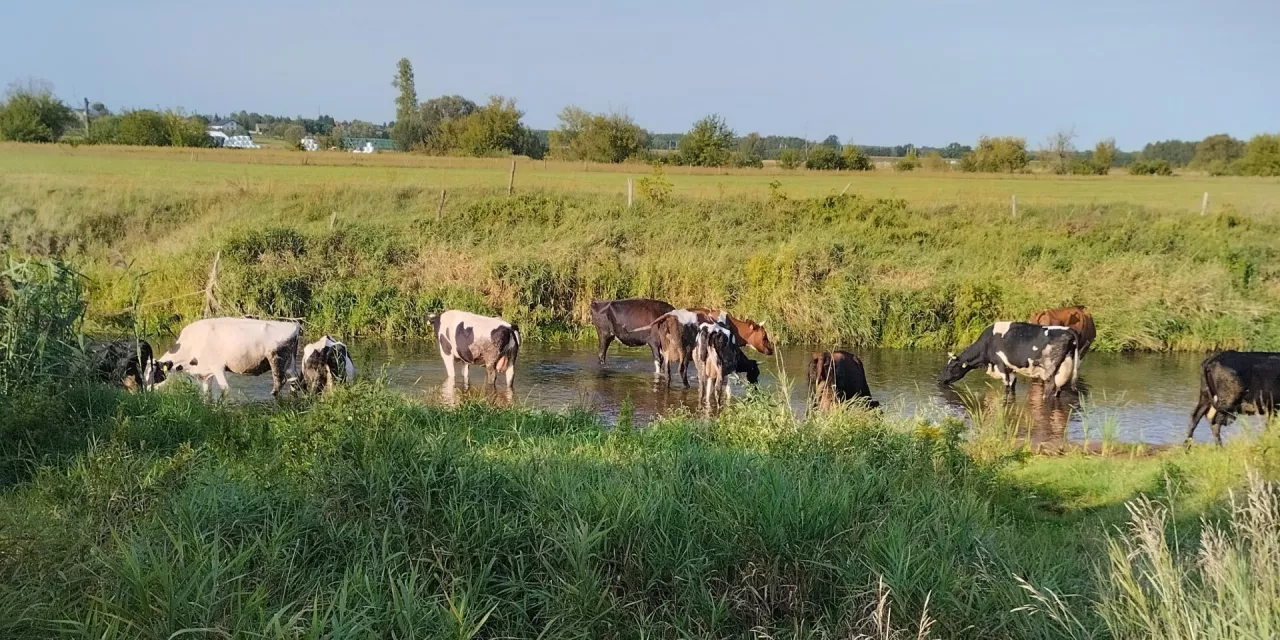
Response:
[107, 110, 210, 147]
[728, 150, 763, 168]
[0, 90, 74, 142]
[0, 258, 87, 393]
[894, 150, 920, 172]
[805, 145, 842, 170]
[960, 136, 1028, 173]
[843, 145, 874, 171]
[776, 148, 801, 170]
[677, 114, 734, 167]
[1129, 159, 1174, 176]
[921, 151, 949, 171]
[1236, 133, 1280, 177]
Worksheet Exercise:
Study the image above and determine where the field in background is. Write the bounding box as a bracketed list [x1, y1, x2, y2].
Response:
[4, 143, 1277, 213]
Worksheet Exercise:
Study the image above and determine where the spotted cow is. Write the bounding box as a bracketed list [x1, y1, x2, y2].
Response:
[939, 321, 1080, 399]
[430, 310, 521, 388]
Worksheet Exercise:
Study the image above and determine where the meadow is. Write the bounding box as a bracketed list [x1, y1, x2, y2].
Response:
[2, 143, 1279, 351]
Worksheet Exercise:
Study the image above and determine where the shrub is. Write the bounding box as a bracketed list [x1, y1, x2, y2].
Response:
[960, 136, 1029, 173]
[677, 114, 734, 167]
[1236, 133, 1280, 177]
[894, 150, 920, 172]
[1091, 138, 1117, 174]
[728, 151, 763, 168]
[549, 107, 649, 163]
[637, 163, 673, 205]
[777, 148, 801, 170]
[843, 145, 874, 171]
[1129, 159, 1174, 176]
[0, 89, 74, 143]
[921, 151, 949, 171]
[1191, 134, 1245, 172]
[805, 145, 842, 170]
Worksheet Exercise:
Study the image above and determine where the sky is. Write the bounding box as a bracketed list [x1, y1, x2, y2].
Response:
[3, 0, 1277, 150]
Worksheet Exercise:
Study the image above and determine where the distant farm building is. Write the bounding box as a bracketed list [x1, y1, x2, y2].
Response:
[208, 120, 241, 134]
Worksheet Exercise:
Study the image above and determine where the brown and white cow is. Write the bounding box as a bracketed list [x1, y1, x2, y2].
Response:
[687, 307, 774, 356]
[808, 351, 879, 410]
[155, 317, 301, 400]
[1029, 306, 1096, 355]
[694, 322, 760, 405]
[430, 310, 521, 388]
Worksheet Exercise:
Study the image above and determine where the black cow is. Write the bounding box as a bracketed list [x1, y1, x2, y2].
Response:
[589, 298, 675, 366]
[1186, 351, 1280, 445]
[89, 339, 161, 391]
[808, 351, 879, 410]
[939, 321, 1080, 399]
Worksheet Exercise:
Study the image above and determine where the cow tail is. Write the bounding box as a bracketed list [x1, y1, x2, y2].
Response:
[1071, 341, 1080, 387]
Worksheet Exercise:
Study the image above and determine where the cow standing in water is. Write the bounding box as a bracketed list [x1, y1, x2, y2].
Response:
[640, 307, 775, 385]
[89, 339, 161, 391]
[693, 323, 760, 405]
[808, 351, 879, 410]
[156, 318, 301, 400]
[1029, 306, 1096, 355]
[589, 298, 674, 366]
[301, 336, 356, 394]
[939, 321, 1080, 399]
[431, 310, 521, 388]
[1186, 351, 1280, 445]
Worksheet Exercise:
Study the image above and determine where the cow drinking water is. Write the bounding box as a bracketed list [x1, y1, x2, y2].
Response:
[1186, 351, 1280, 445]
[808, 351, 878, 410]
[694, 322, 760, 405]
[430, 310, 521, 388]
[939, 321, 1080, 399]
[89, 338, 160, 391]
[156, 317, 301, 400]
[301, 335, 355, 394]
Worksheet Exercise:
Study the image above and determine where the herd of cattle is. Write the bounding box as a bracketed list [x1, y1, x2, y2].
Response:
[89, 301, 1278, 445]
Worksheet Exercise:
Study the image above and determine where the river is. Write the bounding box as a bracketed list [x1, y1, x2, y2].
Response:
[187, 340, 1251, 446]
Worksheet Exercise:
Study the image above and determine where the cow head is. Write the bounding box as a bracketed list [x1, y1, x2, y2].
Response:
[736, 318, 775, 356]
[938, 351, 973, 385]
[739, 358, 761, 384]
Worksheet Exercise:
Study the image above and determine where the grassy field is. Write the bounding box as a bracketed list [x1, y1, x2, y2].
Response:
[3, 143, 1279, 351]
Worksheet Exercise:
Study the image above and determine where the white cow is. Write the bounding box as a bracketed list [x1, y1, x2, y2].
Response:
[156, 317, 301, 400]
[430, 310, 521, 388]
[301, 335, 355, 394]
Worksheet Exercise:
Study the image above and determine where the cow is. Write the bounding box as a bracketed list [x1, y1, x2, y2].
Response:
[807, 351, 879, 410]
[939, 321, 1080, 399]
[301, 335, 355, 394]
[1186, 351, 1280, 445]
[430, 310, 521, 388]
[589, 298, 675, 365]
[646, 310, 704, 386]
[1029, 306, 1096, 355]
[155, 318, 301, 400]
[687, 307, 774, 356]
[88, 338, 160, 391]
[694, 322, 760, 405]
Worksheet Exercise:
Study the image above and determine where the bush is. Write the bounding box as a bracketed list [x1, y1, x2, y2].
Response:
[0, 90, 74, 143]
[894, 150, 920, 172]
[637, 163, 673, 205]
[108, 110, 210, 147]
[728, 151, 763, 168]
[805, 145, 842, 170]
[1236, 133, 1280, 177]
[549, 107, 649, 163]
[0, 258, 87, 393]
[960, 136, 1028, 173]
[1129, 159, 1174, 176]
[1191, 134, 1245, 172]
[677, 114, 734, 167]
[777, 148, 801, 170]
[921, 151, 949, 172]
[843, 145, 874, 171]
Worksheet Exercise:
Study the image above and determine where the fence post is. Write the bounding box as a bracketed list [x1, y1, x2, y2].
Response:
[839, 182, 851, 196]
[627, 178, 634, 208]
[437, 189, 447, 219]
[1011, 195, 1018, 218]
[1201, 191, 1209, 216]
[202, 251, 221, 318]
[329, 211, 337, 229]
[507, 159, 516, 196]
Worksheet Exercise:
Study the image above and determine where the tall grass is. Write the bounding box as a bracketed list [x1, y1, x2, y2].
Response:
[2, 174, 1278, 351]
[0, 258, 86, 393]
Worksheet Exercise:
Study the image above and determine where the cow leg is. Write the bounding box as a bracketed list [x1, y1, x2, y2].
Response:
[461, 363, 470, 388]
[1002, 370, 1017, 396]
[1186, 394, 1211, 443]
[505, 363, 516, 389]
[1210, 412, 1226, 447]
[597, 332, 614, 365]
[212, 370, 230, 402]
[485, 364, 497, 387]
[268, 353, 284, 396]
[441, 353, 456, 380]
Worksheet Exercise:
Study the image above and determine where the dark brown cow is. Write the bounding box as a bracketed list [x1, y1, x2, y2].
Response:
[590, 298, 674, 365]
[1187, 351, 1280, 445]
[1029, 306, 1096, 355]
[808, 351, 878, 410]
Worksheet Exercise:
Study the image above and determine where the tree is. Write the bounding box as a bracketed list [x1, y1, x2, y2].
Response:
[940, 142, 971, 159]
[777, 148, 800, 170]
[1191, 134, 1245, 174]
[961, 136, 1029, 173]
[805, 146, 841, 170]
[454, 96, 539, 157]
[1236, 133, 1280, 177]
[921, 151, 948, 171]
[549, 106, 648, 163]
[894, 150, 920, 171]
[738, 132, 766, 159]
[1091, 138, 1117, 174]
[1042, 127, 1077, 175]
[344, 120, 377, 138]
[841, 144, 873, 171]
[390, 58, 426, 151]
[1129, 159, 1173, 176]
[1140, 140, 1196, 167]
[820, 134, 840, 150]
[677, 114, 734, 167]
[0, 81, 74, 142]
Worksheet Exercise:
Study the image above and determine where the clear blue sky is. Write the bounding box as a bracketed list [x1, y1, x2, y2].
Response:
[3, 0, 1276, 149]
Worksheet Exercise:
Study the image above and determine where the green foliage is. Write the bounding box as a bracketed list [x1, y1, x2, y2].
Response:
[921, 151, 948, 172]
[1191, 134, 1246, 174]
[548, 107, 648, 163]
[636, 163, 673, 206]
[776, 148, 801, 170]
[390, 57, 425, 151]
[1091, 138, 1117, 174]
[894, 150, 920, 172]
[1236, 133, 1280, 177]
[450, 96, 542, 159]
[960, 136, 1029, 173]
[102, 110, 210, 148]
[0, 258, 86, 393]
[805, 145, 842, 170]
[0, 87, 74, 142]
[728, 150, 763, 168]
[677, 114, 734, 167]
[1141, 139, 1197, 167]
[1129, 159, 1174, 176]
[843, 145, 874, 171]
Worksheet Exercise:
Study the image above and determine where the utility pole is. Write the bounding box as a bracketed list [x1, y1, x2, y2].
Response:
[83, 98, 90, 137]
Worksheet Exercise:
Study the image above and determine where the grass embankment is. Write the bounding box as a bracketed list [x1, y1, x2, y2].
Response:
[1, 381, 1275, 638]
[2, 150, 1278, 350]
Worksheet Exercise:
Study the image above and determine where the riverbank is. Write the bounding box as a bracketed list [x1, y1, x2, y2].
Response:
[1, 379, 1275, 638]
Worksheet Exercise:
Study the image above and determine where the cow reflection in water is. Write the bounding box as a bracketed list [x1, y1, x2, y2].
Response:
[434, 379, 513, 408]
[940, 381, 1084, 446]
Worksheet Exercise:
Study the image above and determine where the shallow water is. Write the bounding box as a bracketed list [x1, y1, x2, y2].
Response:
[175, 340, 1250, 445]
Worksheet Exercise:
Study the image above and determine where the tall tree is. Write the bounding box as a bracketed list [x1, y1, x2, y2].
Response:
[390, 58, 424, 151]
[677, 114, 734, 167]
[1042, 127, 1077, 175]
[1191, 134, 1245, 173]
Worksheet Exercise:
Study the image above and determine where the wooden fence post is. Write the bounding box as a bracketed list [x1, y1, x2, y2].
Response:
[202, 251, 221, 318]
[627, 178, 634, 208]
[437, 189, 447, 218]
[1201, 192, 1209, 215]
[507, 159, 516, 195]
[1011, 195, 1018, 218]
[839, 182, 851, 196]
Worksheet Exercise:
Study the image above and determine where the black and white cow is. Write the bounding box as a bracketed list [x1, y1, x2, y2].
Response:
[89, 338, 160, 391]
[693, 322, 760, 405]
[939, 321, 1080, 398]
[1186, 351, 1280, 445]
[430, 310, 521, 388]
[156, 317, 301, 400]
[301, 336, 355, 394]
